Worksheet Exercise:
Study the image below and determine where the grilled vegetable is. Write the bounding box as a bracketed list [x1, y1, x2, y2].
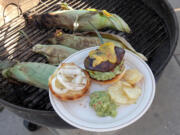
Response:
[48, 31, 147, 61]
[47, 31, 101, 50]
[24, 3, 130, 33]
[32, 44, 77, 65]
[84, 46, 125, 72]
[83, 42, 126, 83]
[0, 61, 56, 90]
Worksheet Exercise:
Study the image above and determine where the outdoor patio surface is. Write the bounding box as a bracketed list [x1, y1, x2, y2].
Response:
[0, 0, 180, 135]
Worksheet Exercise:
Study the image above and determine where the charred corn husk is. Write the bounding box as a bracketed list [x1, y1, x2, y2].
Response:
[0, 61, 56, 90]
[47, 31, 101, 50]
[48, 31, 147, 61]
[24, 4, 130, 33]
[32, 44, 77, 65]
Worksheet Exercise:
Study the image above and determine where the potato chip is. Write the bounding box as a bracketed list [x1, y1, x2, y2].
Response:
[108, 80, 141, 105]
[108, 81, 130, 105]
[108, 87, 129, 105]
[122, 81, 132, 87]
[126, 99, 136, 104]
[123, 69, 143, 85]
[123, 86, 141, 100]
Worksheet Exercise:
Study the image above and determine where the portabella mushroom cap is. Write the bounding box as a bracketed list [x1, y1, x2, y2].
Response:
[84, 47, 125, 72]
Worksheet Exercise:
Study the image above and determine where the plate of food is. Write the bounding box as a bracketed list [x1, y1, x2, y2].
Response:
[49, 42, 155, 132]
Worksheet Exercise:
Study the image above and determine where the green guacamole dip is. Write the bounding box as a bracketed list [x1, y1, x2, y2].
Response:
[87, 61, 124, 81]
[89, 91, 117, 117]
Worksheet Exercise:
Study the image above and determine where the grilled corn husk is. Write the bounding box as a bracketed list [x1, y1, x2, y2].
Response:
[32, 44, 77, 65]
[47, 32, 101, 50]
[24, 4, 130, 33]
[0, 61, 56, 90]
[48, 31, 147, 61]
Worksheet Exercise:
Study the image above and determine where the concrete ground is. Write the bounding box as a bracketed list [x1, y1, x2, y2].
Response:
[0, 0, 180, 135]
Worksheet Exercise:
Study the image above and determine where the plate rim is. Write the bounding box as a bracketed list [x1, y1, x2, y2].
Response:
[49, 46, 156, 132]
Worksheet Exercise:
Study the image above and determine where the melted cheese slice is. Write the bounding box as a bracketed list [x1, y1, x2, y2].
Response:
[51, 64, 87, 94]
[89, 42, 117, 67]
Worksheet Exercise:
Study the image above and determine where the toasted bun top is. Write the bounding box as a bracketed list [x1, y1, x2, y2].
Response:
[48, 63, 91, 101]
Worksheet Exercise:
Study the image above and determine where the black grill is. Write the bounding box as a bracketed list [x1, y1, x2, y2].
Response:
[0, 0, 178, 128]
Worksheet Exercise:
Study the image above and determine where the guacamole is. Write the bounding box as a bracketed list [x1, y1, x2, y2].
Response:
[89, 91, 117, 117]
[87, 61, 124, 81]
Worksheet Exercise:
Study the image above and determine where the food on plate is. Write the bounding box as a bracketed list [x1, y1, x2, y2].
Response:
[123, 85, 141, 100]
[108, 81, 133, 105]
[84, 42, 125, 84]
[89, 91, 117, 117]
[32, 44, 77, 65]
[108, 81, 142, 105]
[123, 69, 143, 85]
[0, 60, 56, 90]
[49, 63, 91, 101]
[47, 31, 147, 61]
[24, 3, 130, 33]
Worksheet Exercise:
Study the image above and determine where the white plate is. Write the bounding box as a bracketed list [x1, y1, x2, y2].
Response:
[49, 47, 155, 132]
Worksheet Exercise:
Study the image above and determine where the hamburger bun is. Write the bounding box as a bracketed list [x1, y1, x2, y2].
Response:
[49, 63, 91, 101]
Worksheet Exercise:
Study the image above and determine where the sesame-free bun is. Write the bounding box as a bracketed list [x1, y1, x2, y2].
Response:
[49, 63, 91, 101]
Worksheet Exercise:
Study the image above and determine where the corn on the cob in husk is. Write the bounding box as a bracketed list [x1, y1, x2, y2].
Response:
[32, 44, 77, 65]
[48, 31, 147, 61]
[24, 3, 130, 33]
[0, 61, 56, 90]
[47, 31, 101, 50]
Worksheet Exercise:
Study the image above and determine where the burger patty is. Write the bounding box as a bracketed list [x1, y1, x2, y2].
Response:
[84, 47, 125, 72]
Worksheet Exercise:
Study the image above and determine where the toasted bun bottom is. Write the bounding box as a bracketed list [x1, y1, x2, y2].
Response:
[90, 68, 126, 85]
[49, 64, 91, 101]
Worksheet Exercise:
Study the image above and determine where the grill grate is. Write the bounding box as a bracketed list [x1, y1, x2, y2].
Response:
[0, 0, 169, 111]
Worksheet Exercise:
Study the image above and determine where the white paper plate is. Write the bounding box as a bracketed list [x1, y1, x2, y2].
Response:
[49, 47, 155, 132]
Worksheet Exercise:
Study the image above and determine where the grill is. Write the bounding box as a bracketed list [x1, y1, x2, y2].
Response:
[0, 0, 178, 128]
